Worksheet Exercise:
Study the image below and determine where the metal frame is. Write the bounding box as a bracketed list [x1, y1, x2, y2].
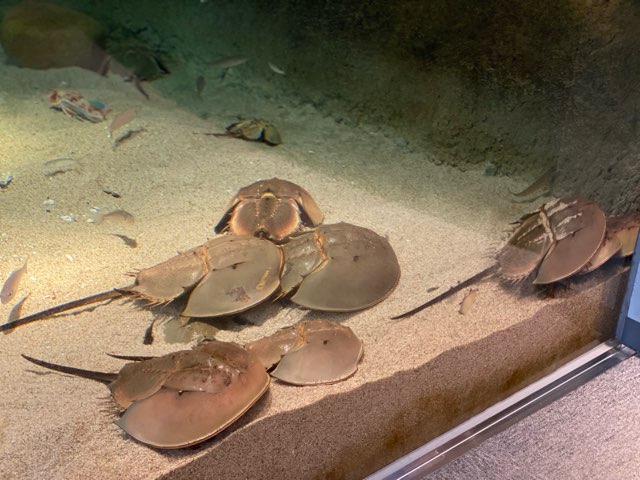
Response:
[616, 233, 640, 350]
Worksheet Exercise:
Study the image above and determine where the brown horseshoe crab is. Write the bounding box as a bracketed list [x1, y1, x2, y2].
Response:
[123, 222, 398, 317]
[215, 178, 324, 243]
[127, 222, 399, 316]
[21, 319, 363, 448]
[246, 319, 364, 385]
[394, 197, 638, 319]
[22, 340, 269, 449]
[279, 223, 401, 311]
[127, 234, 284, 318]
[126, 222, 399, 315]
[2, 222, 400, 331]
[208, 118, 282, 145]
[497, 197, 606, 284]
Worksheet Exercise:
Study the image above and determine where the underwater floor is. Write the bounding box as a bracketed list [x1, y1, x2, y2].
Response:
[0, 61, 625, 478]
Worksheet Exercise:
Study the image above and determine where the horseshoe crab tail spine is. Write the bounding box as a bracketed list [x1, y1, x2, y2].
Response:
[21, 354, 118, 384]
[1, 289, 127, 333]
[391, 264, 499, 320]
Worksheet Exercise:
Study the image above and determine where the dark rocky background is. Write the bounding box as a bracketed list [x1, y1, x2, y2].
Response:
[1, 0, 639, 213]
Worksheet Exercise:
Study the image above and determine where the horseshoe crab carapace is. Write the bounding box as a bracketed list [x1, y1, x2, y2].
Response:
[126, 234, 284, 318]
[497, 197, 607, 284]
[279, 223, 401, 312]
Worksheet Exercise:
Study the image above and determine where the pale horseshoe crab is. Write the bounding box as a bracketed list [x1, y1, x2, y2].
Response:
[21, 319, 363, 448]
[394, 196, 639, 319]
[2, 179, 400, 332]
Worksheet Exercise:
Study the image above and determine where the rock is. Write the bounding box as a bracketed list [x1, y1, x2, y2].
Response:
[0, 2, 106, 72]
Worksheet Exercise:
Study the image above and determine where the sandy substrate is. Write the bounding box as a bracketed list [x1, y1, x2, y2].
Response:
[0, 65, 626, 479]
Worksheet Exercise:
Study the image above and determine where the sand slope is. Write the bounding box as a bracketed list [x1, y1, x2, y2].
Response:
[0, 65, 623, 479]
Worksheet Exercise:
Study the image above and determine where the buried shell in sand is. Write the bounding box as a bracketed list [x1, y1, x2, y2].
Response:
[21, 320, 363, 448]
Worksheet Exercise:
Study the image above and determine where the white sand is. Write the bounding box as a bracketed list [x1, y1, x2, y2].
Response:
[0, 65, 624, 479]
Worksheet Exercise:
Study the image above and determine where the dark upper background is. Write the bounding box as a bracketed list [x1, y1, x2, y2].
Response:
[1, 0, 638, 213]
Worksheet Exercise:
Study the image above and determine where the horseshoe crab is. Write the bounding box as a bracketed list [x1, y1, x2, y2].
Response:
[209, 118, 282, 146]
[3, 223, 400, 331]
[127, 234, 283, 318]
[22, 340, 268, 448]
[129, 222, 400, 315]
[246, 319, 364, 385]
[394, 197, 638, 319]
[215, 178, 324, 243]
[279, 223, 401, 311]
[21, 319, 363, 448]
[497, 197, 606, 284]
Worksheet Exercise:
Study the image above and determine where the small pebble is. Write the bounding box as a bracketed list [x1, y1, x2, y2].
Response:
[60, 215, 77, 222]
[0, 173, 13, 189]
[484, 162, 498, 176]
